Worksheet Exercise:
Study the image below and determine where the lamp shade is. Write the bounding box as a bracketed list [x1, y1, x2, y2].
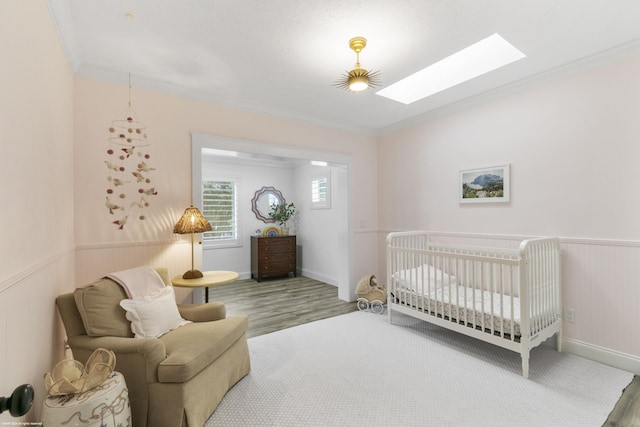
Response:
[173, 206, 212, 234]
[173, 205, 212, 279]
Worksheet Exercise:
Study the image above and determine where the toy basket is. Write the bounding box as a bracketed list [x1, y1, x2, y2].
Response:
[44, 348, 116, 396]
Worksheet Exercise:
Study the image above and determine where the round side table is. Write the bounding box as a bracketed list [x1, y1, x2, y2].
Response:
[172, 270, 239, 303]
[42, 372, 130, 427]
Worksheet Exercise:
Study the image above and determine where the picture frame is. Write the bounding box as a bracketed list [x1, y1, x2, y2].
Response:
[459, 164, 510, 203]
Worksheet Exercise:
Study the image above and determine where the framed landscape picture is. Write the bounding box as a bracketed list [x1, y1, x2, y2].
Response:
[459, 164, 510, 203]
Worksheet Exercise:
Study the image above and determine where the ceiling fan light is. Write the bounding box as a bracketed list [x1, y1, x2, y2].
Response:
[334, 36, 381, 93]
[348, 74, 369, 92]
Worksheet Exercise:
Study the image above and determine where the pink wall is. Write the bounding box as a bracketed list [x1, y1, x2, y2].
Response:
[378, 50, 640, 369]
[379, 52, 640, 238]
[0, 1, 75, 423]
[73, 77, 379, 291]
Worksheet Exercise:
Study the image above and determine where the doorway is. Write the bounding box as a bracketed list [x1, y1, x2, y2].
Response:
[191, 133, 354, 301]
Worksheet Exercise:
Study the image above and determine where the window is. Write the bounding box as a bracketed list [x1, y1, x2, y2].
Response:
[202, 179, 238, 245]
[311, 177, 327, 203]
[311, 171, 331, 209]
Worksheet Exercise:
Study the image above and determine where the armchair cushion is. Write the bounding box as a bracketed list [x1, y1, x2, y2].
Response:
[72, 268, 175, 338]
[120, 287, 190, 338]
[74, 278, 133, 337]
[158, 316, 248, 383]
[178, 302, 226, 322]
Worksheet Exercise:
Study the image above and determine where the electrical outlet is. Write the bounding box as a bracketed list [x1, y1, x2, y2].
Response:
[565, 308, 575, 323]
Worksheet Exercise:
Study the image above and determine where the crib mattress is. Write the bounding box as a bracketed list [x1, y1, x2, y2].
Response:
[395, 284, 522, 336]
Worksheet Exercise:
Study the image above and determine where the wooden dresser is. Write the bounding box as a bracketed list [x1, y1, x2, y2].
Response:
[251, 236, 296, 282]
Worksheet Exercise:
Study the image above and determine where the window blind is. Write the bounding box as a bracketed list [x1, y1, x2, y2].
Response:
[202, 180, 237, 241]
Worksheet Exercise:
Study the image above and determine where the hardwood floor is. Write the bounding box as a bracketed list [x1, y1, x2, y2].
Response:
[205, 275, 357, 338]
[206, 275, 639, 424]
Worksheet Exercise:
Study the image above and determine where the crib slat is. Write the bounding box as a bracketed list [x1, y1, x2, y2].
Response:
[498, 263, 504, 338]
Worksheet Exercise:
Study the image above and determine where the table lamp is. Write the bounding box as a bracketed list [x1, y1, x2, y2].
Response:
[173, 205, 212, 279]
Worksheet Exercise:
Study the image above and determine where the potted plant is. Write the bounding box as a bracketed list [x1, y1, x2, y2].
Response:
[268, 202, 295, 235]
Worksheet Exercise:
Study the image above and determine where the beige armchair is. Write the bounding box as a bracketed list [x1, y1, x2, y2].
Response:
[55, 268, 250, 427]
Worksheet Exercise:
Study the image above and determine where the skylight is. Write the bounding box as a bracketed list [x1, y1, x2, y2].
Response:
[375, 34, 526, 105]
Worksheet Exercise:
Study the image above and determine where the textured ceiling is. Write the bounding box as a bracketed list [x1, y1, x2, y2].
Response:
[47, 0, 640, 135]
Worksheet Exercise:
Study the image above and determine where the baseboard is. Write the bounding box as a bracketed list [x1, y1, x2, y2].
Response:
[563, 337, 640, 375]
[237, 271, 252, 280]
[300, 268, 338, 287]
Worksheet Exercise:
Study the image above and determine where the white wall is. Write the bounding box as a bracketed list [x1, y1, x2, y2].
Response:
[378, 49, 640, 371]
[0, 0, 75, 422]
[201, 158, 350, 288]
[293, 164, 350, 286]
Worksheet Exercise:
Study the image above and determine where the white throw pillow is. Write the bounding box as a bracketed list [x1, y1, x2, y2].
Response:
[119, 287, 190, 338]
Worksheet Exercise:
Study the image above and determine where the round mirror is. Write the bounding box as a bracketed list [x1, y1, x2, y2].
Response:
[251, 186, 285, 223]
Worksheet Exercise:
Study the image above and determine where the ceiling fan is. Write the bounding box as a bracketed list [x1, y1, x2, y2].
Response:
[335, 36, 381, 92]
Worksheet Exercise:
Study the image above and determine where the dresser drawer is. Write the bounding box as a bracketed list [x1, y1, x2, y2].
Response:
[259, 243, 295, 254]
[258, 262, 295, 274]
[259, 252, 295, 263]
[258, 236, 295, 247]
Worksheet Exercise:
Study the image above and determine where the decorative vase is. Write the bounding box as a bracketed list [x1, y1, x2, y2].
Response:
[280, 227, 289, 236]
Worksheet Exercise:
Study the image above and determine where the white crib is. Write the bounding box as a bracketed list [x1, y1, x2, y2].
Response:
[386, 231, 562, 378]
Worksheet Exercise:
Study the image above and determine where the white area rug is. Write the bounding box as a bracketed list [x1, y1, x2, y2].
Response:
[206, 311, 632, 426]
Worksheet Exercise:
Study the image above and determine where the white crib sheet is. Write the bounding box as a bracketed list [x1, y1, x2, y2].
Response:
[394, 282, 522, 336]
